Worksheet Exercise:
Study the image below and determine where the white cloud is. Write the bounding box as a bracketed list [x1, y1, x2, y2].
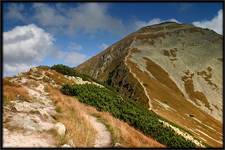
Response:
[4, 63, 35, 77]
[3, 24, 54, 76]
[33, 3, 67, 28]
[99, 43, 109, 50]
[66, 3, 125, 35]
[4, 3, 26, 22]
[5, 3, 125, 35]
[3, 24, 88, 75]
[64, 51, 87, 66]
[134, 18, 180, 30]
[192, 9, 223, 35]
[53, 50, 87, 66]
[4, 3, 124, 35]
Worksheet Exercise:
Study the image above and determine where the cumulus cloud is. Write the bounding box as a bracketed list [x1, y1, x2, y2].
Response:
[99, 43, 109, 50]
[192, 9, 223, 35]
[53, 50, 87, 66]
[33, 3, 67, 28]
[30, 3, 125, 35]
[4, 63, 34, 77]
[3, 24, 88, 76]
[66, 3, 125, 35]
[4, 3, 26, 22]
[134, 18, 180, 30]
[3, 24, 54, 76]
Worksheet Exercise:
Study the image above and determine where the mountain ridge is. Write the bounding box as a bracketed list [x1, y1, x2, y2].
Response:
[75, 22, 223, 147]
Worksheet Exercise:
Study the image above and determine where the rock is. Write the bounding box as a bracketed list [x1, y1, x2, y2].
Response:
[61, 144, 71, 147]
[114, 143, 121, 147]
[38, 109, 51, 120]
[24, 130, 32, 136]
[14, 101, 37, 113]
[3, 128, 9, 134]
[54, 122, 66, 137]
[20, 77, 28, 84]
[30, 67, 38, 72]
[29, 74, 45, 80]
[68, 139, 74, 146]
[9, 78, 18, 83]
[3, 130, 56, 147]
[8, 113, 38, 131]
[17, 72, 24, 77]
[8, 113, 55, 131]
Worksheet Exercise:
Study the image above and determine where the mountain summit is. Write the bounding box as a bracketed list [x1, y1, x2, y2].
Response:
[75, 22, 223, 147]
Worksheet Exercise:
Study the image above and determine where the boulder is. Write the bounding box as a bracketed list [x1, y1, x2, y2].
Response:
[3, 128, 9, 134]
[114, 143, 121, 147]
[54, 122, 66, 137]
[68, 139, 74, 146]
[61, 144, 71, 147]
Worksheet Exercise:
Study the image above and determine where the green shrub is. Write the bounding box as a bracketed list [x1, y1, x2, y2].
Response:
[61, 84, 196, 148]
[51, 64, 96, 82]
[51, 64, 77, 76]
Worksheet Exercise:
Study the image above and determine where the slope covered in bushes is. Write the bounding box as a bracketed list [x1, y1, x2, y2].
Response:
[51, 64, 117, 92]
[61, 83, 196, 148]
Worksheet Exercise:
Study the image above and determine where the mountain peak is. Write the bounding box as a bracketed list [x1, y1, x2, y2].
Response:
[141, 21, 180, 28]
[76, 22, 223, 147]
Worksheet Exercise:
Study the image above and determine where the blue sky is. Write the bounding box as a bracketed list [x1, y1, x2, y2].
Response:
[3, 2, 223, 76]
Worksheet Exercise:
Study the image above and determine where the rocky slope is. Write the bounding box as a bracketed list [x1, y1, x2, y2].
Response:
[75, 22, 223, 147]
[3, 66, 163, 148]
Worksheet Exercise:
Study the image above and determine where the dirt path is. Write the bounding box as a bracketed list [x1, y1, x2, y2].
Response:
[84, 115, 111, 147]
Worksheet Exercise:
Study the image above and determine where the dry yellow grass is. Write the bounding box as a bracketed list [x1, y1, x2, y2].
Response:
[82, 107, 165, 148]
[47, 86, 96, 147]
[126, 55, 222, 147]
[45, 69, 76, 85]
[23, 79, 40, 87]
[47, 84, 164, 148]
[3, 79, 31, 104]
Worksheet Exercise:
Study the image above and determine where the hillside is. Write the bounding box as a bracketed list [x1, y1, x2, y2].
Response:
[3, 66, 165, 148]
[75, 22, 223, 147]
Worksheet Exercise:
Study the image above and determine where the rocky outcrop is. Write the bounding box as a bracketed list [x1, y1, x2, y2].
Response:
[54, 122, 66, 137]
[63, 75, 104, 87]
[3, 71, 69, 147]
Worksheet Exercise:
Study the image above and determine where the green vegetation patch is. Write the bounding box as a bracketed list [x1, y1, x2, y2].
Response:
[51, 64, 118, 93]
[61, 83, 196, 148]
[51, 64, 92, 82]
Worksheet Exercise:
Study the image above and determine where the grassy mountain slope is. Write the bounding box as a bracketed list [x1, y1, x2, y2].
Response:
[3, 66, 164, 148]
[75, 22, 223, 147]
